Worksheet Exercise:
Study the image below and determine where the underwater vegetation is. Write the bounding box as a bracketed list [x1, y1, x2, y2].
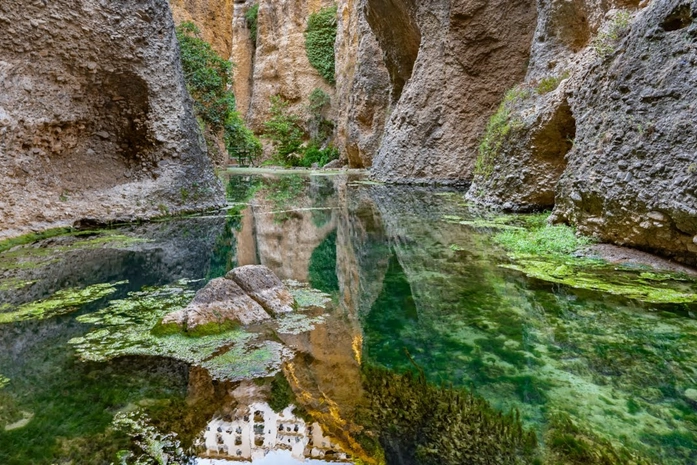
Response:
[0, 375, 9, 390]
[0, 281, 126, 324]
[359, 365, 538, 465]
[113, 410, 193, 465]
[69, 281, 285, 382]
[492, 214, 697, 304]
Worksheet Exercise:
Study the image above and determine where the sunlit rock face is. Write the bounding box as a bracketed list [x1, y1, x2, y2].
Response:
[0, 0, 224, 240]
[169, 0, 234, 58]
[245, 0, 337, 132]
[368, 0, 538, 184]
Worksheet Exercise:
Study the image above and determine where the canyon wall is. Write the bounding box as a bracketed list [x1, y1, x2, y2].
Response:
[466, 0, 697, 265]
[0, 0, 224, 240]
[368, 0, 538, 184]
[169, 0, 234, 57]
[245, 0, 337, 132]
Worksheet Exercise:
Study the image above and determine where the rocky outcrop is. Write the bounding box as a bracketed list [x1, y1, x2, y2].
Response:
[553, 0, 697, 265]
[0, 0, 224, 240]
[468, 0, 697, 265]
[162, 265, 298, 330]
[334, 0, 391, 168]
[227, 265, 295, 315]
[368, 0, 538, 184]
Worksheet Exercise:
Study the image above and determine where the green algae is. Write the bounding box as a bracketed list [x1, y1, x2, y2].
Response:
[491, 213, 697, 305]
[0, 230, 149, 272]
[199, 340, 289, 382]
[68, 280, 292, 383]
[112, 410, 189, 465]
[0, 227, 73, 253]
[276, 312, 326, 335]
[0, 281, 126, 324]
[501, 258, 697, 304]
[71, 281, 251, 365]
[289, 285, 332, 309]
[0, 278, 35, 292]
[0, 375, 9, 390]
[360, 365, 538, 465]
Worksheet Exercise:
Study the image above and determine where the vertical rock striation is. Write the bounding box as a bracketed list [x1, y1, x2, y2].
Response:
[169, 0, 235, 57]
[0, 0, 224, 239]
[334, 0, 392, 168]
[245, 0, 336, 132]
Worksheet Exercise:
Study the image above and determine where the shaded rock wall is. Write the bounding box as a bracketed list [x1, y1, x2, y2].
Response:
[553, 0, 697, 265]
[368, 0, 538, 184]
[467, 0, 697, 265]
[0, 0, 224, 240]
[334, 0, 391, 168]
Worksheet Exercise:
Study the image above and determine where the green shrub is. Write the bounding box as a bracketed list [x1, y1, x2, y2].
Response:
[176, 21, 234, 128]
[592, 11, 632, 58]
[177, 21, 260, 165]
[536, 72, 570, 94]
[224, 111, 262, 166]
[245, 4, 260, 45]
[474, 87, 527, 179]
[305, 6, 337, 84]
[263, 95, 306, 166]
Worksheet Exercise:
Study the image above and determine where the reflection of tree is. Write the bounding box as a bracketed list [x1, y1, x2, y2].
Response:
[309, 230, 339, 293]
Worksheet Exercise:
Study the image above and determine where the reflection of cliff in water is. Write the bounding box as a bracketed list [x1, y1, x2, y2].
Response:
[0, 217, 228, 307]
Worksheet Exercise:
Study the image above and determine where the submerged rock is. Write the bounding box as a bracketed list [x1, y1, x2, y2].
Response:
[162, 278, 270, 330]
[227, 265, 295, 315]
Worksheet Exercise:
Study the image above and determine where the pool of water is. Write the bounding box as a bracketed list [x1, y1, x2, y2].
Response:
[0, 170, 696, 464]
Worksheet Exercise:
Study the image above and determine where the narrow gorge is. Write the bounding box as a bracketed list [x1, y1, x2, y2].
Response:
[1, 0, 696, 464]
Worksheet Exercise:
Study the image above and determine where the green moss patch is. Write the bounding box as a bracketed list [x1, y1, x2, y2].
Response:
[0, 375, 9, 390]
[492, 213, 697, 304]
[276, 313, 326, 335]
[305, 6, 337, 84]
[0, 282, 126, 325]
[200, 341, 289, 382]
[69, 280, 290, 383]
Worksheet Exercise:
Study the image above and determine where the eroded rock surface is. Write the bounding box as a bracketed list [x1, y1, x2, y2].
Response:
[245, 0, 336, 132]
[368, 0, 538, 184]
[227, 265, 295, 315]
[467, 0, 697, 265]
[162, 277, 271, 330]
[334, 0, 391, 168]
[553, 0, 697, 265]
[0, 0, 224, 240]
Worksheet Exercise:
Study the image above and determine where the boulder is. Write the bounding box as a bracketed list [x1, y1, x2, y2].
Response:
[162, 278, 270, 330]
[226, 265, 295, 315]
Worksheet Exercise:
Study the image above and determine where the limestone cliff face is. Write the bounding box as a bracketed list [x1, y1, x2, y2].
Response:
[0, 0, 224, 239]
[169, 0, 234, 57]
[334, 0, 391, 168]
[466, 0, 697, 265]
[246, 0, 337, 132]
[368, 0, 538, 184]
[553, 0, 697, 265]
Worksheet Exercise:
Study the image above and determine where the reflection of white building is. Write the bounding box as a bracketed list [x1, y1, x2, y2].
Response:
[201, 402, 351, 462]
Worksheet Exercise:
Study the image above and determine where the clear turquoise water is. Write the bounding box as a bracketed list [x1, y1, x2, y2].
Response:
[0, 171, 695, 464]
